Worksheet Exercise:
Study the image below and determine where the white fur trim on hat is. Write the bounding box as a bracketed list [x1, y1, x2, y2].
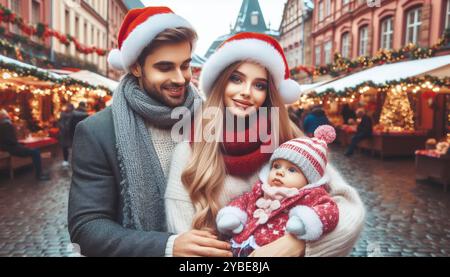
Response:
[217, 206, 248, 225]
[200, 38, 301, 104]
[279, 79, 302, 104]
[289, 205, 323, 241]
[110, 13, 194, 72]
[108, 49, 125, 71]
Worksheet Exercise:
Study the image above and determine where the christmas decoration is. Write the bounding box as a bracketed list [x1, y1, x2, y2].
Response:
[303, 75, 449, 99]
[378, 87, 415, 132]
[291, 28, 450, 78]
[0, 4, 108, 57]
[0, 60, 110, 91]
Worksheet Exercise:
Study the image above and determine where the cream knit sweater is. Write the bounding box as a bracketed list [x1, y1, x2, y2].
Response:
[146, 123, 177, 178]
[165, 142, 365, 257]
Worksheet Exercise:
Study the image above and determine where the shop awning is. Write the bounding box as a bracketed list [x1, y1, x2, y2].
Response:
[299, 81, 329, 94]
[0, 54, 63, 80]
[68, 70, 119, 92]
[312, 54, 450, 94]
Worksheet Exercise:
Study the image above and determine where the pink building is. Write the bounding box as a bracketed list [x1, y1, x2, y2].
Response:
[312, 0, 450, 66]
[107, 0, 128, 80]
[0, 0, 52, 48]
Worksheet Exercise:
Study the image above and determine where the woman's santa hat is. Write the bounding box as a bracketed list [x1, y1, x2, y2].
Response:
[108, 6, 194, 72]
[200, 32, 302, 104]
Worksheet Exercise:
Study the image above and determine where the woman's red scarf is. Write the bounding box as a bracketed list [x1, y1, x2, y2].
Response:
[221, 113, 272, 177]
[190, 112, 273, 177]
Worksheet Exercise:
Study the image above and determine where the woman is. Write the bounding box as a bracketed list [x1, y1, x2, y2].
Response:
[165, 33, 365, 256]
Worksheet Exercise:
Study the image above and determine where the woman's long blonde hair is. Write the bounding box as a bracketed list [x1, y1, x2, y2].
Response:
[181, 61, 303, 231]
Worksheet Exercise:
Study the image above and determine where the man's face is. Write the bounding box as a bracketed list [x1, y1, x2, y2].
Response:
[131, 41, 192, 108]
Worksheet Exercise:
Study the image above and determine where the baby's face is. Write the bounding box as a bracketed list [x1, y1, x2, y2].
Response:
[268, 159, 308, 189]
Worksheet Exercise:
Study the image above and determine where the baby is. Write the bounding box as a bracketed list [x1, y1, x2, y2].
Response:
[216, 125, 339, 257]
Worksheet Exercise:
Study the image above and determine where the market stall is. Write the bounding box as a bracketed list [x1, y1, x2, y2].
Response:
[68, 70, 118, 92]
[297, 55, 450, 159]
[0, 54, 112, 140]
[415, 139, 450, 192]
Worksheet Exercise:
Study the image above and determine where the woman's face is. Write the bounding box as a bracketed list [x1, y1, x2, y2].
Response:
[223, 62, 268, 117]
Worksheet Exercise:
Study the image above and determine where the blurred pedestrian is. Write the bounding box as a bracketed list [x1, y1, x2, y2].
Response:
[0, 109, 50, 181]
[345, 108, 373, 156]
[303, 106, 330, 137]
[70, 102, 89, 138]
[341, 103, 356, 125]
[58, 103, 75, 168]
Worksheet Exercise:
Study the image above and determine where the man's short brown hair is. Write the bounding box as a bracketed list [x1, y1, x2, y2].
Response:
[137, 27, 197, 66]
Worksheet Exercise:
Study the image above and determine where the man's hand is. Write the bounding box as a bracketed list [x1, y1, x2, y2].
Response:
[248, 234, 306, 257]
[173, 229, 233, 257]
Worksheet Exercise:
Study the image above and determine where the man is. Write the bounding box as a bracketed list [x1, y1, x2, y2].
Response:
[69, 101, 89, 139]
[68, 7, 232, 257]
[345, 108, 373, 156]
[0, 109, 50, 181]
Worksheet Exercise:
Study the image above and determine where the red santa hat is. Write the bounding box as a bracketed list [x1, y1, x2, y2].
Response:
[108, 6, 194, 71]
[199, 32, 302, 104]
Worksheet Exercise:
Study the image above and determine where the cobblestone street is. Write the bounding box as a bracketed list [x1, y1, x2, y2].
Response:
[0, 146, 450, 257]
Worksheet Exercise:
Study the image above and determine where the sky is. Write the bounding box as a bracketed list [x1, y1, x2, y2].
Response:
[141, 0, 287, 57]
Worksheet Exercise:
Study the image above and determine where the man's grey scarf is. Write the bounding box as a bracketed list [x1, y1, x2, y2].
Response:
[112, 74, 200, 232]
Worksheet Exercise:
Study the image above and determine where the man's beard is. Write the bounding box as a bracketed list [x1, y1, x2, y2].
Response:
[140, 75, 189, 108]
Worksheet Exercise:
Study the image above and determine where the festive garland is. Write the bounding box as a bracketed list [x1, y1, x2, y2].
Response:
[291, 28, 450, 77]
[0, 4, 107, 56]
[0, 59, 111, 93]
[0, 36, 51, 65]
[305, 75, 450, 98]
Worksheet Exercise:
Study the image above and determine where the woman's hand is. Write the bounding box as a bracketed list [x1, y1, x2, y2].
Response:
[248, 234, 306, 257]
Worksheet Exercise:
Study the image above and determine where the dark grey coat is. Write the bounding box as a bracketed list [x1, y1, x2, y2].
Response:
[68, 106, 171, 257]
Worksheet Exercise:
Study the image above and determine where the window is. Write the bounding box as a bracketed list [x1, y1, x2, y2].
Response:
[341, 32, 350, 58]
[9, 0, 21, 33]
[65, 9, 70, 54]
[318, 1, 324, 22]
[315, 45, 321, 65]
[30, 0, 40, 42]
[91, 26, 95, 48]
[445, 0, 450, 29]
[75, 16, 80, 58]
[251, 11, 259, 26]
[380, 17, 394, 50]
[326, 0, 331, 17]
[405, 7, 422, 45]
[342, 0, 350, 5]
[324, 41, 332, 64]
[358, 25, 369, 56]
[84, 23, 88, 44]
[31, 0, 41, 25]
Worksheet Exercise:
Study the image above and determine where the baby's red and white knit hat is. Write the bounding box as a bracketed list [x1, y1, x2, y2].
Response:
[270, 125, 336, 186]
